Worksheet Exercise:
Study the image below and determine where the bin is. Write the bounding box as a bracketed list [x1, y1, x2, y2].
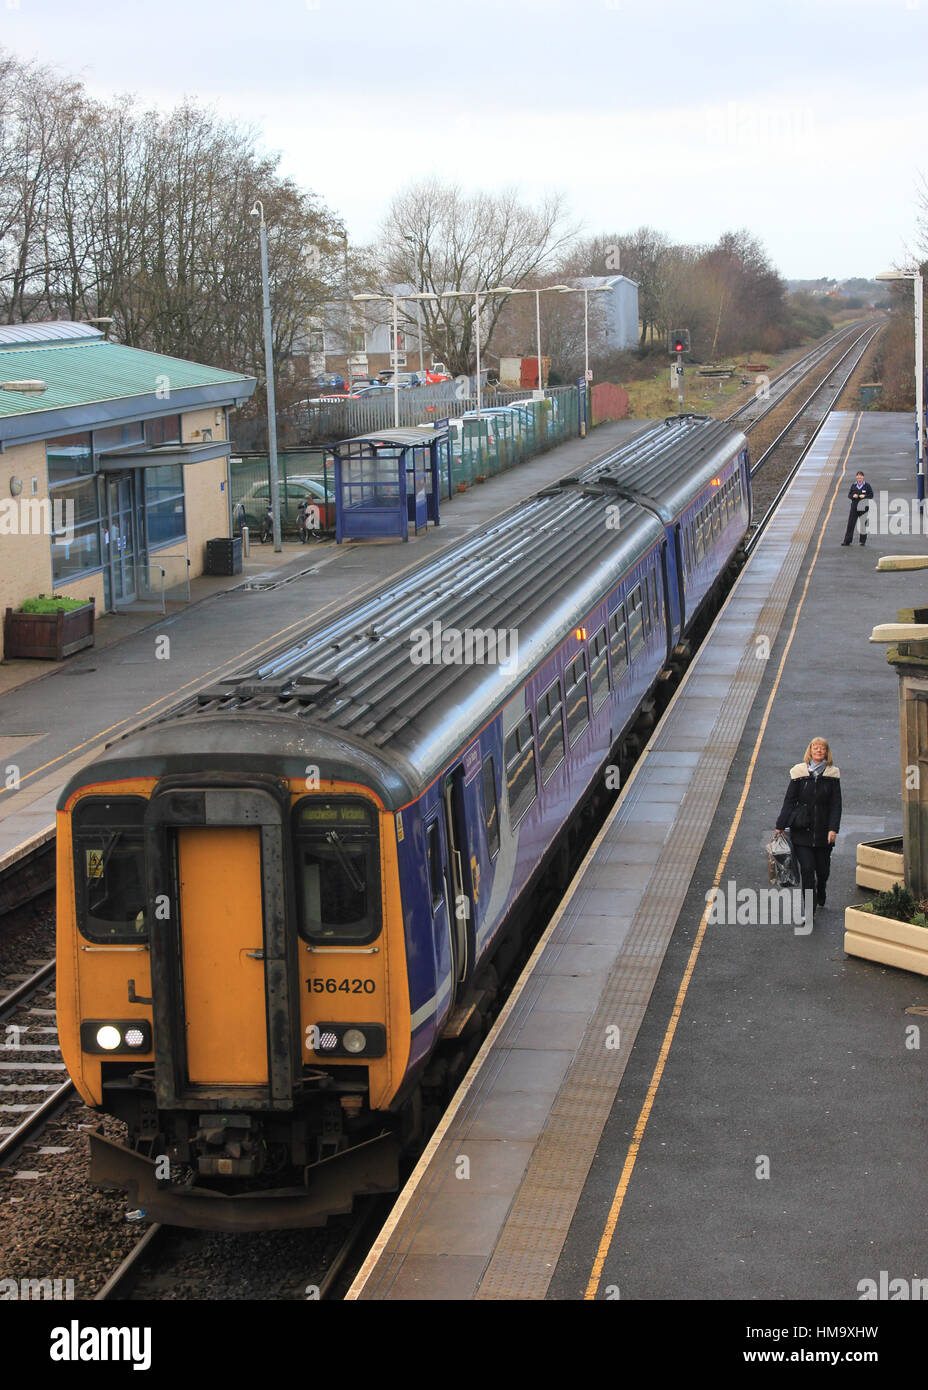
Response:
[205, 536, 243, 576]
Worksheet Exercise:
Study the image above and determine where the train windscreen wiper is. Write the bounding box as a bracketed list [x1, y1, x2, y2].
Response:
[324, 830, 365, 893]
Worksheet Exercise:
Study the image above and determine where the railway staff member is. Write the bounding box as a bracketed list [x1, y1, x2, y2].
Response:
[774, 738, 841, 912]
[841, 471, 873, 546]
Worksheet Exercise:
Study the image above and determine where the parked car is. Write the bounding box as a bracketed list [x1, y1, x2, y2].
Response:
[313, 372, 346, 391]
[355, 382, 412, 397]
[376, 370, 421, 387]
[241, 474, 336, 533]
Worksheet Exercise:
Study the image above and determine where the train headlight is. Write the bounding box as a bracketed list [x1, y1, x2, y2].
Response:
[80, 1020, 153, 1054]
[310, 1023, 386, 1059]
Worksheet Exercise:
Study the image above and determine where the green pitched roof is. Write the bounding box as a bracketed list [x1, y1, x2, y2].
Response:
[0, 339, 254, 420]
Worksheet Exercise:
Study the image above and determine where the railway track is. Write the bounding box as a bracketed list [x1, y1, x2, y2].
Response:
[0, 957, 72, 1168]
[0, 318, 883, 1300]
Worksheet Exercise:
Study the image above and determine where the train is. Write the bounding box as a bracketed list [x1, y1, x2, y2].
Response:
[56, 414, 750, 1230]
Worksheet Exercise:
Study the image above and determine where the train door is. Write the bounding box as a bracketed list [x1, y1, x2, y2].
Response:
[177, 826, 269, 1085]
[425, 813, 456, 1021]
[442, 767, 475, 989]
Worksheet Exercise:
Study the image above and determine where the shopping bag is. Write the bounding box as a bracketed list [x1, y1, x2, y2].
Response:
[766, 831, 800, 888]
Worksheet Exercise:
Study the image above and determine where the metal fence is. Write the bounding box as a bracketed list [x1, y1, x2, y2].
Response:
[230, 386, 583, 525]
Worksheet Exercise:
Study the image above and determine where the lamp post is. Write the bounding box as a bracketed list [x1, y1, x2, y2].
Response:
[402, 235, 427, 378]
[876, 269, 925, 508]
[557, 283, 612, 435]
[414, 286, 515, 416]
[353, 292, 401, 428]
[250, 199, 281, 551]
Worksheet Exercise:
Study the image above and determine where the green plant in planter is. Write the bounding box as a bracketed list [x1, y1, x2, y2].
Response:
[862, 883, 920, 923]
[20, 596, 91, 614]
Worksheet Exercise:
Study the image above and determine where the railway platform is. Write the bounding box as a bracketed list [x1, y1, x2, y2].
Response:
[0, 419, 645, 873]
[348, 410, 928, 1302]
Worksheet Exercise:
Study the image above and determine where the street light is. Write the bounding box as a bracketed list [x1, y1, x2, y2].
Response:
[353, 292, 402, 427]
[249, 199, 281, 551]
[413, 286, 515, 416]
[557, 283, 613, 436]
[876, 269, 925, 507]
[402, 235, 427, 377]
[501, 284, 577, 395]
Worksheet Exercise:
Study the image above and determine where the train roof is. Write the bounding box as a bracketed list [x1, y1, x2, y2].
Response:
[68, 416, 746, 806]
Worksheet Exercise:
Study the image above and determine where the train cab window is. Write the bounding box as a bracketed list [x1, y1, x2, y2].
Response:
[627, 586, 645, 658]
[536, 679, 566, 784]
[565, 653, 591, 744]
[482, 757, 500, 860]
[609, 606, 628, 678]
[426, 820, 445, 911]
[73, 797, 147, 943]
[505, 713, 538, 826]
[293, 799, 381, 944]
[589, 626, 610, 711]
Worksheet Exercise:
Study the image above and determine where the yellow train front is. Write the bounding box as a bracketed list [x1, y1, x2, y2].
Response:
[56, 714, 412, 1231]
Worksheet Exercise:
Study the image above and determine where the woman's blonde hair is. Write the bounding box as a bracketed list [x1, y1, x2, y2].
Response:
[803, 738, 833, 765]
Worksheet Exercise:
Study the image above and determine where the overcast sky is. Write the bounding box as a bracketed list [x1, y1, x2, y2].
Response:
[2, 0, 924, 280]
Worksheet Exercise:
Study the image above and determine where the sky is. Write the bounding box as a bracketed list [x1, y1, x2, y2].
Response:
[1, 0, 924, 281]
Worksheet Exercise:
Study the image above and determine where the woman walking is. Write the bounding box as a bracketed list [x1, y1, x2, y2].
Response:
[775, 737, 841, 914]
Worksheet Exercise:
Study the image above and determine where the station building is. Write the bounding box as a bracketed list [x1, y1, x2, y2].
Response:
[0, 322, 255, 656]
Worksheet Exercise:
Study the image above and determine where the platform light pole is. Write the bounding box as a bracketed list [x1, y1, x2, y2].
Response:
[413, 286, 515, 417]
[353, 292, 402, 428]
[250, 199, 281, 551]
[876, 269, 925, 509]
[557, 283, 612, 434]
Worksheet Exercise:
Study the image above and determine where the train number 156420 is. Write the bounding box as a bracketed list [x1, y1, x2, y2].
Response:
[306, 978, 376, 994]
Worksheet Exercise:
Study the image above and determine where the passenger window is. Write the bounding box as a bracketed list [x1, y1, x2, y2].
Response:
[504, 713, 538, 826]
[426, 820, 444, 910]
[565, 653, 591, 744]
[482, 757, 500, 859]
[293, 799, 381, 944]
[536, 679, 566, 783]
[627, 585, 645, 657]
[590, 626, 610, 710]
[74, 798, 148, 943]
[610, 606, 628, 677]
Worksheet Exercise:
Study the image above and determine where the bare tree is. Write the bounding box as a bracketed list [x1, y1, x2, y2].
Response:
[375, 177, 578, 375]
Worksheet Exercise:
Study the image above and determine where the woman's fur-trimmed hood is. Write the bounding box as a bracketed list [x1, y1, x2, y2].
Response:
[790, 763, 840, 779]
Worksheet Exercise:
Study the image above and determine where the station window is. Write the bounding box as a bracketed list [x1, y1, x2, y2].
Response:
[93, 421, 145, 455]
[536, 679, 566, 783]
[627, 585, 645, 658]
[145, 464, 186, 547]
[293, 799, 381, 944]
[50, 476, 104, 584]
[73, 797, 148, 944]
[482, 757, 500, 859]
[589, 626, 610, 711]
[46, 432, 93, 484]
[426, 820, 445, 911]
[146, 415, 182, 447]
[565, 653, 591, 745]
[610, 606, 628, 678]
[505, 713, 538, 826]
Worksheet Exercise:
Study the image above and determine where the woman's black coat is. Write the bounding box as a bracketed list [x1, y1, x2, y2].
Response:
[776, 764, 842, 847]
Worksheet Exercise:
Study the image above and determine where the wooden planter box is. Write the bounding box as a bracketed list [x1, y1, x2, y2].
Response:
[856, 837, 904, 893]
[845, 905, 928, 977]
[3, 600, 95, 661]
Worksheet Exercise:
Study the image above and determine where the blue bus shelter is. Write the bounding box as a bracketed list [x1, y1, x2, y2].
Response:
[331, 428, 444, 543]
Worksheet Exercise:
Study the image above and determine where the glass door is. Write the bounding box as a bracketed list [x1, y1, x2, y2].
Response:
[108, 475, 137, 605]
